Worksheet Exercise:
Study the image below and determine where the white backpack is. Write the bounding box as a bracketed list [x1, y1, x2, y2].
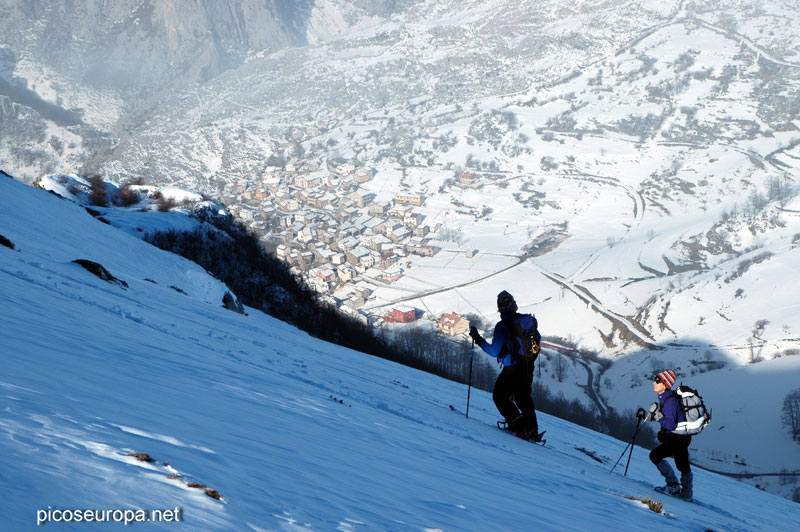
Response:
[672, 385, 711, 435]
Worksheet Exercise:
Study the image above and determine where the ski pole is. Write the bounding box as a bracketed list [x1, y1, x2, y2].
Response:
[466, 339, 474, 419]
[610, 440, 632, 474]
[611, 408, 648, 475]
[623, 417, 643, 477]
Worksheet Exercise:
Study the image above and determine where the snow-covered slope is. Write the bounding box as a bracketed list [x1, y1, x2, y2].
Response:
[3, 176, 800, 529]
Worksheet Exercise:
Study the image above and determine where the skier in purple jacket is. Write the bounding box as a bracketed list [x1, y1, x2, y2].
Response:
[649, 370, 693, 500]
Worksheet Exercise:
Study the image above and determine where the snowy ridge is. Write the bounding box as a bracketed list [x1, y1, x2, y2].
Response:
[3, 176, 800, 529]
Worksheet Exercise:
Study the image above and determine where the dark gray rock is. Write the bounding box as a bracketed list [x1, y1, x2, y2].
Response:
[222, 291, 245, 314]
[72, 259, 129, 288]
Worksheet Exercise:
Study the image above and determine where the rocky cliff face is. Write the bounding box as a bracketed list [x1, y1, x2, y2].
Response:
[0, 0, 319, 93]
[0, 0, 420, 181]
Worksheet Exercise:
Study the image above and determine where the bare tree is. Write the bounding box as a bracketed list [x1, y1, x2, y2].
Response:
[747, 189, 767, 223]
[782, 389, 800, 441]
[767, 174, 797, 208]
[555, 352, 566, 382]
[753, 320, 769, 338]
[118, 183, 142, 207]
[87, 174, 108, 207]
[157, 195, 177, 212]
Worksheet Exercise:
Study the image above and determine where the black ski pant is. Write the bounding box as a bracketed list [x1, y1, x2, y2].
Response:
[493, 359, 538, 433]
[649, 431, 692, 473]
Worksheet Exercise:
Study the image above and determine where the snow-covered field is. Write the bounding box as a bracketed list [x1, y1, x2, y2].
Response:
[4, 168, 800, 530]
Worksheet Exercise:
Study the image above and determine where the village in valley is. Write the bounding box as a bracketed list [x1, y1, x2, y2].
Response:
[217, 133, 481, 338]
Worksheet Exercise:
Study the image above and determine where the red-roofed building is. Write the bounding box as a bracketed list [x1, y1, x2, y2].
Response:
[458, 171, 478, 185]
[387, 307, 416, 323]
[438, 313, 469, 336]
[381, 269, 403, 282]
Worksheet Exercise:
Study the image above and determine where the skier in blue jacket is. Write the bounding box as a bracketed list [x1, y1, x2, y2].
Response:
[469, 290, 542, 441]
[649, 369, 693, 500]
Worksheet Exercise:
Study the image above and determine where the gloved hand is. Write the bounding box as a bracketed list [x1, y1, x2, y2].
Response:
[648, 402, 663, 422]
[469, 326, 484, 346]
[636, 407, 647, 420]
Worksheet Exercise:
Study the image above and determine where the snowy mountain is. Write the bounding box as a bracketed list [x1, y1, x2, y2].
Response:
[3, 1, 798, 186]
[3, 173, 800, 531]
[0, 0, 405, 178]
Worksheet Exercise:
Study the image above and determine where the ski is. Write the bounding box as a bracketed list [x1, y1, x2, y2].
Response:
[448, 405, 547, 445]
[497, 422, 547, 445]
[654, 485, 693, 503]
